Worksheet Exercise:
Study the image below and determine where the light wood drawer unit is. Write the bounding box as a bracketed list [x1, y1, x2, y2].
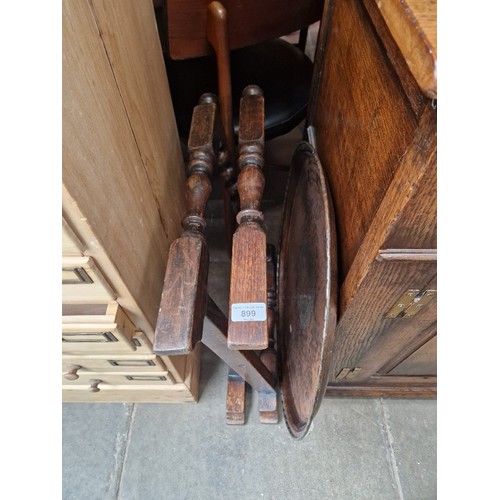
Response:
[62, 353, 169, 375]
[62, 371, 175, 389]
[62, 382, 199, 403]
[62, 256, 116, 303]
[62, 0, 200, 403]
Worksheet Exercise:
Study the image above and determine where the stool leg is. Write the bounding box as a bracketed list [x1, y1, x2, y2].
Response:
[258, 244, 279, 423]
[228, 86, 268, 350]
[226, 369, 246, 425]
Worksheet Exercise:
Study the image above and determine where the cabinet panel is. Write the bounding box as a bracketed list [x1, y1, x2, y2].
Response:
[310, 0, 423, 282]
[330, 258, 436, 384]
[62, 0, 180, 327]
[389, 335, 437, 376]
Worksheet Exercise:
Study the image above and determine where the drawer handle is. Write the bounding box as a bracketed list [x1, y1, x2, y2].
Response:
[89, 379, 102, 392]
[125, 375, 167, 381]
[62, 267, 93, 285]
[62, 331, 118, 343]
[64, 364, 82, 380]
[108, 359, 155, 367]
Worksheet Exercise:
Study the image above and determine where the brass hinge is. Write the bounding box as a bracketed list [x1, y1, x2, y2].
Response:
[386, 289, 437, 318]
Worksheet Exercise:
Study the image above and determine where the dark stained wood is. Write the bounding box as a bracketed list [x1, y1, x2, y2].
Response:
[278, 143, 338, 440]
[203, 297, 275, 393]
[344, 297, 436, 382]
[165, 0, 324, 60]
[379, 319, 437, 374]
[154, 96, 217, 355]
[228, 227, 267, 350]
[258, 244, 279, 424]
[389, 335, 437, 376]
[381, 120, 437, 250]
[228, 87, 268, 350]
[330, 259, 436, 383]
[309, 0, 425, 284]
[339, 103, 437, 316]
[154, 234, 209, 355]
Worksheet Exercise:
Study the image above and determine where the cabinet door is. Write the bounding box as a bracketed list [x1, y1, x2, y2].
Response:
[328, 262, 436, 396]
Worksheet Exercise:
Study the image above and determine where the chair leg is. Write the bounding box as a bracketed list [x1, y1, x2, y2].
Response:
[207, 2, 238, 255]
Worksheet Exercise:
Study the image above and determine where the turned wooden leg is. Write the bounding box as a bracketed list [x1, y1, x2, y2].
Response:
[228, 86, 268, 350]
[154, 94, 217, 355]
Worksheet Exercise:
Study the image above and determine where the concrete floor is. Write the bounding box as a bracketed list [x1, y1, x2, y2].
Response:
[62, 127, 436, 499]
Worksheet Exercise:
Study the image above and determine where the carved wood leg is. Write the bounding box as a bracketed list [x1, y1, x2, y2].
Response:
[154, 94, 217, 355]
[154, 89, 278, 424]
[228, 86, 268, 350]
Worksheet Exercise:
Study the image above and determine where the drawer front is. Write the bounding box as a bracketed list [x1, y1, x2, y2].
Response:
[62, 354, 167, 376]
[62, 323, 135, 354]
[62, 256, 116, 303]
[62, 371, 175, 389]
[62, 304, 151, 355]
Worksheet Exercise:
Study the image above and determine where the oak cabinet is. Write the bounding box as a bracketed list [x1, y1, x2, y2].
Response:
[309, 0, 437, 397]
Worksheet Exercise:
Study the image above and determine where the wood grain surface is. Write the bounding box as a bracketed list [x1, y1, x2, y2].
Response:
[330, 259, 436, 383]
[165, 0, 324, 59]
[228, 226, 268, 349]
[278, 143, 338, 439]
[90, 0, 186, 236]
[63, 0, 184, 332]
[371, 0, 437, 98]
[340, 104, 437, 315]
[228, 88, 268, 350]
[154, 97, 216, 355]
[310, 0, 423, 285]
[154, 234, 209, 354]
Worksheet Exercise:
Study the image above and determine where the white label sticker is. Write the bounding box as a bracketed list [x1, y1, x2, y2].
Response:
[231, 303, 267, 322]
